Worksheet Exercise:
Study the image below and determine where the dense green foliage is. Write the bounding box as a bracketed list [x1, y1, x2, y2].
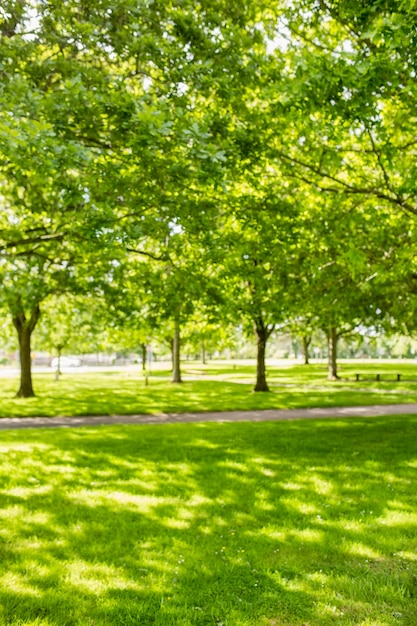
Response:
[1, 1, 417, 394]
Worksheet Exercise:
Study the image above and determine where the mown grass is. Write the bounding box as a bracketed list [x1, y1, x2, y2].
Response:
[1, 360, 417, 418]
[0, 416, 416, 625]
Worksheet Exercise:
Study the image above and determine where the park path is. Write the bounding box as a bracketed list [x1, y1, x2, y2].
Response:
[1, 403, 417, 430]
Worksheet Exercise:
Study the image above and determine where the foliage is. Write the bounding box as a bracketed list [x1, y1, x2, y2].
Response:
[1, 0, 417, 395]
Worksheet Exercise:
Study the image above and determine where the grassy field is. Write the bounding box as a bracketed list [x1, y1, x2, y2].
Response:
[2, 360, 417, 418]
[0, 416, 416, 625]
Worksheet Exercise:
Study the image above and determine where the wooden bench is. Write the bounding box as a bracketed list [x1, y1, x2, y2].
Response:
[355, 373, 402, 382]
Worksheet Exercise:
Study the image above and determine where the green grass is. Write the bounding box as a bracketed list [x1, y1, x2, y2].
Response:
[2, 360, 417, 418]
[0, 417, 416, 625]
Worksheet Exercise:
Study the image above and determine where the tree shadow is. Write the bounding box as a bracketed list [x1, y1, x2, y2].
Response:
[0, 416, 416, 624]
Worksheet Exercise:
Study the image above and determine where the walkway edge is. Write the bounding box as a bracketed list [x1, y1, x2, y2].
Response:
[1, 404, 417, 429]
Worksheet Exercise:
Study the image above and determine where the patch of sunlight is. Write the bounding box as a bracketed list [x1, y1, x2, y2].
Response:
[306, 474, 335, 495]
[398, 551, 417, 560]
[108, 491, 180, 511]
[256, 528, 286, 542]
[215, 491, 241, 506]
[69, 489, 180, 512]
[0, 571, 42, 596]
[343, 541, 382, 559]
[406, 460, 417, 468]
[0, 443, 52, 453]
[16, 621, 55, 626]
[206, 515, 228, 528]
[307, 571, 330, 585]
[65, 560, 141, 594]
[255, 489, 271, 501]
[251, 456, 273, 467]
[281, 497, 320, 515]
[282, 474, 335, 496]
[187, 494, 213, 507]
[22, 537, 66, 552]
[138, 548, 186, 576]
[163, 518, 191, 529]
[259, 467, 275, 477]
[45, 464, 78, 475]
[382, 508, 417, 525]
[166, 504, 197, 525]
[165, 462, 193, 476]
[328, 518, 363, 532]
[122, 478, 160, 492]
[256, 500, 275, 512]
[252, 527, 325, 545]
[289, 528, 324, 543]
[0, 504, 28, 520]
[20, 560, 55, 579]
[219, 460, 250, 472]
[3, 510, 52, 527]
[316, 602, 346, 618]
[6, 485, 53, 499]
[281, 481, 302, 491]
[189, 438, 221, 449]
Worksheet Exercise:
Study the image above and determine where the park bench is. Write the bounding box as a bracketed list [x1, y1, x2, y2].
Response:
[355, 373, 402, 382]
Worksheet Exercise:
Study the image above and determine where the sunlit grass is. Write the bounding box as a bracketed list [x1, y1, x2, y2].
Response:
[0, 416, 416, 624]
[2, 360, 417, 418]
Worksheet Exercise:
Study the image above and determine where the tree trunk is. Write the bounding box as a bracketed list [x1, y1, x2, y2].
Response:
[168, 338, 174, 371]
[302, 335, 312, 365]
[254, 319, 272, 392]
[13, 305, 41, 398]
[172, 318, 182, 383]
[141, 343, 147, 371]
[57, 345, 63, 375]
[201, 341, 206, 365]
[327, 326, 340, 380]
[54, 344, 63, 382]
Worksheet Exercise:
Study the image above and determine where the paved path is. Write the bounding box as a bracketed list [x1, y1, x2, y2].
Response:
[1, 403, 417, 430]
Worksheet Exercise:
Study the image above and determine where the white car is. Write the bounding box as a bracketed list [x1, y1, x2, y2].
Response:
[51, 356, 81, 369]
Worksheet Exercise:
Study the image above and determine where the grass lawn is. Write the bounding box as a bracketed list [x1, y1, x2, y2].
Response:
[0, 416, 416, 625]
[2, 360, 417, 418]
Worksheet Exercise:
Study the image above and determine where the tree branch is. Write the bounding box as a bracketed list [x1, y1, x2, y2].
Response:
[126, 247, 169, 262]
[274, 149, 417, 216]
[0, 232, 65, 252]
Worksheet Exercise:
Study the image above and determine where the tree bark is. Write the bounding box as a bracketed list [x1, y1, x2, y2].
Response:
[327, 326, 340, 380]
[13, 305, 41, 398]
[254, 318, 273, 392]
[302, 335, 312, 365]
[141, 343, 147, 371]
[57, 345, 63, 375]
[172, 318, 182, 383]
[55, 344, 63, 381]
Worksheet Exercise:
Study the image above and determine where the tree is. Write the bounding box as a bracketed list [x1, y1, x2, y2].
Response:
[216, 179, 303, 391]
[292, 189, 417, 379]
[263, 1, 417, 223]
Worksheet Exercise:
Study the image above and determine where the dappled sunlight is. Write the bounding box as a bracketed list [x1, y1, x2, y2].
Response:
[342, 542, 383, 560]
[0, 572, 42, 597]
[3, 363, 417, 418]
[0, 417, 416, 624]
[65, 560, 141, 594]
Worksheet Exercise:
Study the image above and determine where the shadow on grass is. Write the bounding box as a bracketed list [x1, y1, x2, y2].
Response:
[0, 417, 416, 624]
[3, 371, 417, 419]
